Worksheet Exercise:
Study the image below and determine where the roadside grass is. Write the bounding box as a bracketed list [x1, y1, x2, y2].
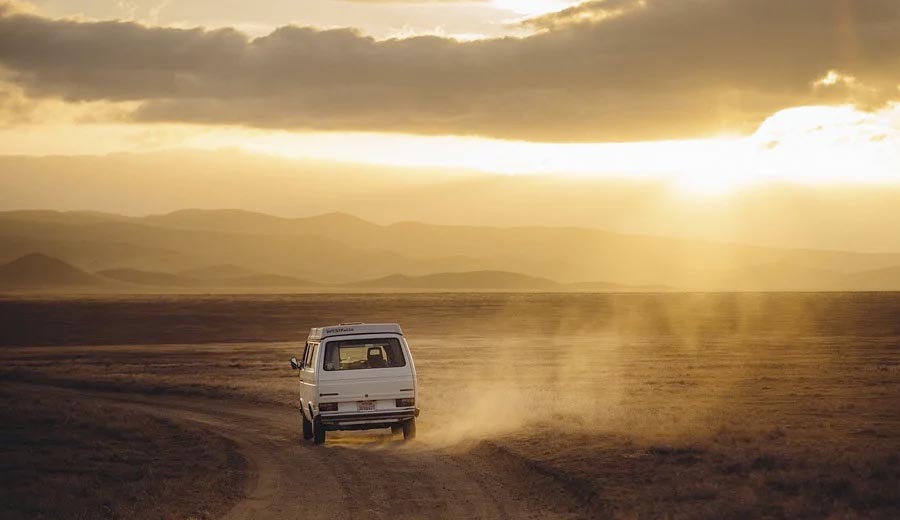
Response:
[499, 424, 900, 519]
[0, 344, 299, 407]
[0, 384, 247, 520]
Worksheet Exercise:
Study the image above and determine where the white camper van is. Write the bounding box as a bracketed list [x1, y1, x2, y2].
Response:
[290, 323, 419, 444]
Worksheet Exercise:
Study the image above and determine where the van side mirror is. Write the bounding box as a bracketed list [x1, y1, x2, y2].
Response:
[290, 357, 301, 370]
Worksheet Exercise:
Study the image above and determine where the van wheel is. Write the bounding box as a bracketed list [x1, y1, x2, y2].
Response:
[302, 413, 313, 440]
[402, 418, 416, 440]
[391, 424, 403, 437]
[313, 416, 326, 445]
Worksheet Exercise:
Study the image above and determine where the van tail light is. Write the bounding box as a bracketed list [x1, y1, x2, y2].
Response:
[319, 402, 338, 412]
[396, 398, 415, 407]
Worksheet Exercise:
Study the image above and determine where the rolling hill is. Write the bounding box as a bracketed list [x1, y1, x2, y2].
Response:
[0, 253, 105, 289]
[350, 271, 562, 291]
[97, 268, 199, 287]
[179, 264, 259, 279]
[97, 268, 317, 289]
[220, 274, 318, 288]
[5, 152, 900, 255]
[0, 254, 325, 293]
[1, 209, 899, 291]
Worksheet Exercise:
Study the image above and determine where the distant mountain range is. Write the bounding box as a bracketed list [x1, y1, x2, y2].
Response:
[0, 254, 640, 293]
[351, 271, 560, 291]
[93, 267, 318, 289]
[4, 151, 900, 254]
[1, 209, 899, 292]
[0, 253, 107, 289]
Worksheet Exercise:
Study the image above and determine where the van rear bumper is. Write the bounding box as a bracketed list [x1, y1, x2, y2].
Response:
[319, 408, 419, 430]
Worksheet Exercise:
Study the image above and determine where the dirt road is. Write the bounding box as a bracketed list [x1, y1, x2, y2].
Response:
[6, 294, 899, 518]
[28, 383, 591, 520]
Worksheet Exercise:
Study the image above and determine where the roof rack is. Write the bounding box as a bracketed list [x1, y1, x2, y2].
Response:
[308, 323, 403, 340]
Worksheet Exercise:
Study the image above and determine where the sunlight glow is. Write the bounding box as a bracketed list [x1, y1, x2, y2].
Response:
[1, 97, 896, 199]
[184, 104, 900, 197]
[814, 70, 852, 87]
[490, 0, 580, 16]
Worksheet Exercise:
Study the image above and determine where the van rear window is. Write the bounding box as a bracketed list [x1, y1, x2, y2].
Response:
[323, 338, 406, 371]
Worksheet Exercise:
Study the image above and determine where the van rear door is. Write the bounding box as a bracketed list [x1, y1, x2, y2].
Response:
[317, 335, 415, 413]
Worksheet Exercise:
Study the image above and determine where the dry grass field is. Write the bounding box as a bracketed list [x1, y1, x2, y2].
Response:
[1, 292, 899, 519]
[0, 384, 246, 520]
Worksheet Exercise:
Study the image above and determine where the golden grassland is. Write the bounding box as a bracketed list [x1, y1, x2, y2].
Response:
[1, 292, 898, 518]
[0, 384, 246, 520]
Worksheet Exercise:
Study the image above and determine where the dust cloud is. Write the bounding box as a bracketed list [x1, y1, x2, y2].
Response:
[413, 293, 834, 448]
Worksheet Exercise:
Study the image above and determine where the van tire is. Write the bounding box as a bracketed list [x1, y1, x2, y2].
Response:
[313, 416, 326, 445]
[402, 418, 416, 440]
[302, 413, 313, 440]
[391, 424, 403, 436]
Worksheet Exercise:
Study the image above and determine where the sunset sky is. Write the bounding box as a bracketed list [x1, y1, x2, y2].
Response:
[0, 0, 898, 199]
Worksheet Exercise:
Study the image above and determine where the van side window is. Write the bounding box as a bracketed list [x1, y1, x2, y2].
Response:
[303, 343, 312, 368]
[308, 343, 319, 369]
[323, 338, 406, 371]
[300, 343, 310, 367]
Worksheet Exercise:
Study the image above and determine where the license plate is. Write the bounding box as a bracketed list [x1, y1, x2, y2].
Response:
[358, 400, 376, 412]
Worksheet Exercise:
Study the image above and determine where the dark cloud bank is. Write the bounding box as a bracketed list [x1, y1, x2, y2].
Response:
[0, 0, 898, 141]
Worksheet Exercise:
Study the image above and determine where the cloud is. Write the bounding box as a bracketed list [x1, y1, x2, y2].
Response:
[810, 69, 891, 110]
[0, 0, 899, 141]
[0, 80, 35, 126]
[0, 79, 133, 127]
[344, 0, 486, 2]
[521, 0, 647, 30]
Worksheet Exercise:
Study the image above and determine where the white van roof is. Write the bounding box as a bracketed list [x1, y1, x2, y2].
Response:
[307, 323, 403, 341]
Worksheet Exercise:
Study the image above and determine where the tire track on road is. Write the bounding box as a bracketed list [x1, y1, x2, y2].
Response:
[17, 382, 596, 520]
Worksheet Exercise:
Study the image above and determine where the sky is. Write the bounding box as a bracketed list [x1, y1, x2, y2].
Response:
[0, 0, 898, 200]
